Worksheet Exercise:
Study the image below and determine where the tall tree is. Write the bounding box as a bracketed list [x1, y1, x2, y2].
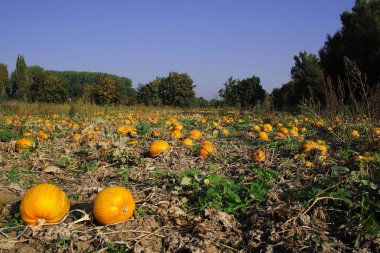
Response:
[10, 55, 32, 101]
[35, 74, 69, 103]
[319, 0, 380, 88]
[291, 51, 324, 104]
[137, 77, 161, 106]
[218, 77, 239, 106]
[94, 77, 119, 104]
[0, 64, 9, 98]
[158, 72, 196, 107]
[219, 75, 266, 108]
[28, 65, 46, 101]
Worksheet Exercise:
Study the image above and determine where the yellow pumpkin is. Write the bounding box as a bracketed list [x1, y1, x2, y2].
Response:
[151, 130, 161, 137]
[182, 138, 193, 146]
[251, 149, 266, 162]
[279, 127, 289, 135]
[257, 131, 269, 141]
[93, 186, 135, 225]
[299, 140, 319, 154]
[221, 128, 229, 136]
[37, 130, 52, 140]
[174, 124, 184, 131]
[262, 124, 273, 132]
[19, 183, 70, 226]
[15, 137, 37, 153]
[149, 140, 170, 157]
[171, 130, 182, 139]
[304, 161, 314, 168]
[199, 141, 216, 159]
[188, 129, 202, 140]
[351, 130, 360, 138]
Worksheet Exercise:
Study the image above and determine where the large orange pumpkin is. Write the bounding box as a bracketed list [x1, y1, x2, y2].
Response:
[188, 129, 202, 140]
[15, 137, 37, 153]
[149, 140, 170, 157]
[19, 183, 70, 226]
[93, 186, 135, 225]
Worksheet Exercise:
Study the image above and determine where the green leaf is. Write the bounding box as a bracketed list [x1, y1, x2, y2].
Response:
[332, 166, 350, 176]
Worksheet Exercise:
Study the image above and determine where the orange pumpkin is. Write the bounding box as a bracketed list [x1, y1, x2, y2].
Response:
[93, 186, 135, 225]
[174, 124, 184, 131]
[171, 130, 182, 139]
[188, 129, 202, 140]
[299, 140, 319, 154]
[19, 183, 70, 226]
[251, 149, 266, 162]
[279, 127, 289, 135]
[199, 141, 216, 159]
[37, 130, 52, 140]
[182, 138, 193, 146]
[151, 130, 161, 137]
[262, 124, 273, 132]
[15, 137, 37, 153]
[257, 131, 269, 141]
[149, 140, 170, 157]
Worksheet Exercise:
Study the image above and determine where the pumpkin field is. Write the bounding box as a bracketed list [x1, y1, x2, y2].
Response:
[0, 107, 379, 252]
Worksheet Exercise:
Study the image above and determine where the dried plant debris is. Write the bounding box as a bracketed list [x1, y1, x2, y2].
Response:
[0, 110, 379, 252]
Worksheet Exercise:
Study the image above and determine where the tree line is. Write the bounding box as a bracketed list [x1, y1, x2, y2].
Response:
[1, 0, 379, 110]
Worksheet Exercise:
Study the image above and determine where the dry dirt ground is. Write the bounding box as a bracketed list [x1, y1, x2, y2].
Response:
[0, 110, 379, 252]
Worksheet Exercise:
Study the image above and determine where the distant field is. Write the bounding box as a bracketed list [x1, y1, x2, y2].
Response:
[0, 103, 379, 252]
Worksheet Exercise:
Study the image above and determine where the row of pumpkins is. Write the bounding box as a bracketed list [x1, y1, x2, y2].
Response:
[0, 184, 135, 226]
[15, 129, 218, 159]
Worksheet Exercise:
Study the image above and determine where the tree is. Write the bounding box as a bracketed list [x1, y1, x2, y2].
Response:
[45, 70, 136, 103]
[319, 0, 380, 89]
[28, 65, 46, 102]
[0, 64, 9, 99]
[137, 77, 161, 106]
[218, 77, 240, 106]
[271, 81, 296, 110]
[10, 55, 32, 101]
[93, 77, 119, 104]
[158, 72, 196, 107]
[291, 51, 324, 104]
[35, 74, 69, 103]
[219, 75, 266, 108]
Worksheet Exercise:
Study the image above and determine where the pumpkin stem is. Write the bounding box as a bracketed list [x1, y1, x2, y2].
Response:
[37, 218, 46, 226]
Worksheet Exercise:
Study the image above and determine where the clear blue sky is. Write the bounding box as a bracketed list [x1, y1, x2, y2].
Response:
[0, 0, 355, 99]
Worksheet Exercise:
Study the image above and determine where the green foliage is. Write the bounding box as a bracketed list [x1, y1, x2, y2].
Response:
[59, 155, 74, 167]
[80, 160, 99, 172]
[10, 55, 32, 101]
[138, 72, 196, 107]
[173, 168, 278, 214]
[0, 129, 20, 141]
[0, 63, 9, 100]
[319, 0, 380, 96]
[272, 51, 324, 110]
[83, 77, 120, 104]
[219, 75, 266, 108]
[136, 121, 151, 137]
[46, 70, 136, 104]
[137, 77, 161, 106]
[36, 73, 69, 103]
